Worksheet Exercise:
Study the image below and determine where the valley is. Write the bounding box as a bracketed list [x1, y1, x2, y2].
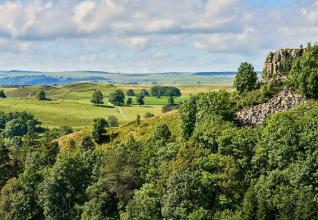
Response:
[0, 82, 231, 128]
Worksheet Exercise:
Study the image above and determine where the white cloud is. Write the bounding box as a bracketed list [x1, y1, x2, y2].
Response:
[0, 0, 317, 72]
[73, 0, 124, 33]
[128, 37, 149, 49]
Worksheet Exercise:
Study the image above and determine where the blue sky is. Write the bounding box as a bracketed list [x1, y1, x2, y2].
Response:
[0, 0, 317, 73]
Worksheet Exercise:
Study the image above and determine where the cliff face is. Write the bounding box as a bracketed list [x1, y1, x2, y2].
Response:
[236, 89, 305, 126]
[262, 48, 304, 82]
[235, 48, 307, 126]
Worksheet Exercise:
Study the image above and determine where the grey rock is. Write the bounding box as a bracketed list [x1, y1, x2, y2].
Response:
[236, 89, 305, 126]
[263, 48, 304, 82]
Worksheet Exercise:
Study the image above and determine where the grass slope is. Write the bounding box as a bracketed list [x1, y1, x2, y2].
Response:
[0, 82, 230, 129]
[57, 111, 179, 151]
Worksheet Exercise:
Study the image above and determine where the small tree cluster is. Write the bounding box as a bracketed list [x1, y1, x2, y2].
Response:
[109, 89, 125, 106]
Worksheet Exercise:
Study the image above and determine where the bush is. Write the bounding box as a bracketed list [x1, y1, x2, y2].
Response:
[144, 112, 154, 118]
[36, 90, 46, 100]
[0, 90, 6, 98]
[108, 116, 119, 127]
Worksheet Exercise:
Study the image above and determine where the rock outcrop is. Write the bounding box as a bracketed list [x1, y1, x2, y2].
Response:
[236, 89, 305, 126]
[263, 48, 304, 82]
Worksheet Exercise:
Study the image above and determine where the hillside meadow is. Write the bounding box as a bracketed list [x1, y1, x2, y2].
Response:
[0, 82, 232, 128]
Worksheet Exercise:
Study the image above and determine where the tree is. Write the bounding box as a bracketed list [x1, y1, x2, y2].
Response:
[161, 169, 214, 219]
[153, 123, 171, 142]
[287, 44, 318, 98]
[125, 183, 161, 220]
[0, 90, 6, 98]
[91, 90, 104, 105]
[3, 119, 27, 138]
[196, 90, 236, 121]
[108, 116, 119, 127]
[0, 145, 12, 189]
[80, 136, 95, 151]
[179, 96, 197, 140]
[234, 62, 258, 94]
[168, 96, 175, 106]
[141, 89, 150, 97]
[104, 137, 143, 208]
[92, 118, 108, 144]
[126, 89, 135, 96]
[109, 89, 125, 106]
[36, 90, 46, 100]
[0, 178, 18, 219]
[136, 94, 145, 106]
[81, 178, 119, 219]
[126, 97, 133, 106]
[38, 152, 92, 219]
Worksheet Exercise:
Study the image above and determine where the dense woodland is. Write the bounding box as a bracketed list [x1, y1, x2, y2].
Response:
[1, 45, 318, 219]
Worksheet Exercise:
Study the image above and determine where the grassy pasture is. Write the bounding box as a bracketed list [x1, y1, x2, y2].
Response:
[0, 82, 231, 129]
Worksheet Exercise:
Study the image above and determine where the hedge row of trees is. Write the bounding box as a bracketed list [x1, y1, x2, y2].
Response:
[150, 86, 181, 97]
[92, 86, 181, 107]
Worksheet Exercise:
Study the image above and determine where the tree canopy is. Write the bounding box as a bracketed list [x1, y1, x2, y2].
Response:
[90, 90, 104, 105]
[234, 62, 258, 94]
[108, 89, 125, 106]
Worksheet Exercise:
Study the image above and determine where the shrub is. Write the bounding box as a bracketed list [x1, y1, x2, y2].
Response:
[36, 90, 46, 100]
[0, 90, 6, 98]
[108, 116, 119, 127]
[144, 112, 154, 118]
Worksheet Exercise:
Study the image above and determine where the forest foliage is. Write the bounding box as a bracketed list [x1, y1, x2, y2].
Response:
[1, 45, 318, 220]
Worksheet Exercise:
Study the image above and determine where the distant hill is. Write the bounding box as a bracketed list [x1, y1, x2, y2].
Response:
[0, 70, 241, 85]
[193, 71, 236, 76]
[0, 75, 111, 86]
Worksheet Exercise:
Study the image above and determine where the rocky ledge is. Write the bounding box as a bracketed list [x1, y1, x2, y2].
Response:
[263, 48, 304, 82]
[236, 89, 305, 126]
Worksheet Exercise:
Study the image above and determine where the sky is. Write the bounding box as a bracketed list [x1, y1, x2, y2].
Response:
[0, 0, 317, 73]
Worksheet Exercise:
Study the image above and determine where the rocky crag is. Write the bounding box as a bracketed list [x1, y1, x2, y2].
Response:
[236, 89, 305, 126]
[263, 48, 304, 82]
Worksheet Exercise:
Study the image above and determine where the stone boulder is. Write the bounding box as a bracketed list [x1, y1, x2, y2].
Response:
[235, 89, 305, 126]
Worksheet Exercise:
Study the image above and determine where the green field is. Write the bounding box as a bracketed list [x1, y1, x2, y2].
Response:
[0, 82, 231, 129]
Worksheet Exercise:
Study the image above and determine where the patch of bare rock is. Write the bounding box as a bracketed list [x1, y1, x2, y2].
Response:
[236, 89, 305, 126]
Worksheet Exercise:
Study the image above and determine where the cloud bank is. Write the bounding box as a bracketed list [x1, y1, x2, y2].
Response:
[0, 0, 317, 72]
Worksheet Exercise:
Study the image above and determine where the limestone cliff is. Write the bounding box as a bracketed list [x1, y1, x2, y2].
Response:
[262, 48, 304, 82]
[236, 89, 305, 126]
